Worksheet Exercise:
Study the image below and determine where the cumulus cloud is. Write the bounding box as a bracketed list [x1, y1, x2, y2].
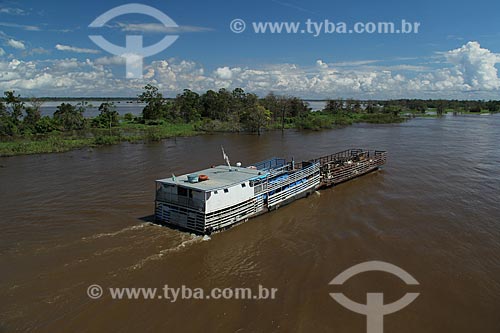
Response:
[316, 59, 328, 69]
[214, 66, 242, 80]
[1, 41, 499, 99]
[445, 41, 500, 90]
[7, 38, 25, 49]
[55, 44, 100, 54]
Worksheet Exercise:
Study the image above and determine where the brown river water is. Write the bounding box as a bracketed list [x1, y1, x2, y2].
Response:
[1, 115, 499, 332]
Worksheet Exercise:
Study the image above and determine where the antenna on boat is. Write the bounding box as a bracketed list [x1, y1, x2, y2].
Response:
[221, 146, 231, 170]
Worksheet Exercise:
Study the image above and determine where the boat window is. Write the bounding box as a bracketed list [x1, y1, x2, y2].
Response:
[214, 190, 218, 194]
[224, 189, 229, 193]
[241, 183, 246, 188]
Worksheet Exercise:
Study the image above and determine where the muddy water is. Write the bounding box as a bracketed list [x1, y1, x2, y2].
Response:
[1, 115, 499, 332]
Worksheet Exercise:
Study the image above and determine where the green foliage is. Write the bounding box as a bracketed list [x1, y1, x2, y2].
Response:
[123, 112, 134, 122]
[174, 89, 202, 123]
[145, 128, 163, 142]
[3, 91, 24, 123]
[3, 87, 500, 156]
[35, 116, 58, 134]
[138, 84, 169, 120]
[23, 106, 41, 130]
[295, 113, 334, 130]
[195, 119, 241, 132]
[358, 113, 405, 123]
[242, 104, 271, 135]
[0, 116, 20, 136]
[1, 91, 25, 136]
[92, 102, 119, 128]
[0, 136, 93, 156]
[324, 99, 344, 114]
[53, 103, 85, 131]
[93, 135, 120, 145]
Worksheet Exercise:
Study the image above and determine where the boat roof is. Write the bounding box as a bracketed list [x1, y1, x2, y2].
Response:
[156, 165, 268, 192]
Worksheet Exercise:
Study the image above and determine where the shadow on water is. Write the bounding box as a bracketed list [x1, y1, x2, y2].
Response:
[138, 214, 204, 235]
[138, 214, 155, 223]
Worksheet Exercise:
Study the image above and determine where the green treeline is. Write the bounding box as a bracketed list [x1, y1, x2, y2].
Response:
[1, 85, 499, 156]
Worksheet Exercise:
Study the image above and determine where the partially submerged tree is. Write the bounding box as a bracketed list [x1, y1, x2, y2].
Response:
[53, 103, 85, 131]
[139, 84, 166, 120]
[93, 102, 119, 129]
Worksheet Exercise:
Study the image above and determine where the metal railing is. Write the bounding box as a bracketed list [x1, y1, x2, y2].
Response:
[267, 162, 319, 192]
[315, 149, 387, 185]
[252, 157, 286, 171]
[156, 191, 205, 211]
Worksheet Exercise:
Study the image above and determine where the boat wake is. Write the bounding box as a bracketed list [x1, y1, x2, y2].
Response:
[81, 223, 149, 241]
[126, 234, 211, 271]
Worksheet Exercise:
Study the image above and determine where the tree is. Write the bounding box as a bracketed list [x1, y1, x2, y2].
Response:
[261, 92, 280, 121]
[217, 88, 233, 121]
[23, 97, 43, 131]
[384, 104, 402, 116]
[3, 91, 24, 123]
[324, 99, 343, 114]
[287, 97, 309, 118]
[200, 90, 219, 119]
[53, 103, 85, 131]
[93, 102, 119, 129]
[0, 100, 19, 136]
[172, 89, 201, 123]
[138, 84, 166, 120]
[243, 102, 270, 135]
[436, 102, 446, 117]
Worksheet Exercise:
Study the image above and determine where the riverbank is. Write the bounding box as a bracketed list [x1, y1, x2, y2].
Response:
[0, 122, 198, 157]
[0, 113, 406, 157]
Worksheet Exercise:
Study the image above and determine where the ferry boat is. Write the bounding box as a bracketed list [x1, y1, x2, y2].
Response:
[155, 149, 386, 234]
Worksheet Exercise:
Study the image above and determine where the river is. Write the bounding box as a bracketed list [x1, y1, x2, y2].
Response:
[0, 115, 499, 332]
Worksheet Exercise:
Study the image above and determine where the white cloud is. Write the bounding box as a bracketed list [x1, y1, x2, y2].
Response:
[445, 41, 500, 90]
[214, 66, 241, 80]
[332, 60, 379, 67]
[316, 59, 328, 69]
[55, 44, 100, 54]
[94, 56, 125, 66]
[0, 47, 5, 56]
[116, 22, 212, 33]
[0, 41, 499, 99]
[7, 38, 25, 49]
[0, 22, 40, 31]
[0, 6, 25, 15]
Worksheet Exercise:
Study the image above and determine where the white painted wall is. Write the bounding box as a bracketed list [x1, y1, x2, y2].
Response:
[205, 182, 254, 212]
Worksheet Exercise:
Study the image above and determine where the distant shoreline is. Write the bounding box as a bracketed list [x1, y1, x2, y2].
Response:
[2, 86, 499, 157]
[2, 113, 499, 157]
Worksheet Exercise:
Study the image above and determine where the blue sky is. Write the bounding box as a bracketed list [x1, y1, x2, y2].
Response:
[1, 0, 500, 99]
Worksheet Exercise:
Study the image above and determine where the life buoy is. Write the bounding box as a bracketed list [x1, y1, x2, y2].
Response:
[198, 174, 209, 181]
